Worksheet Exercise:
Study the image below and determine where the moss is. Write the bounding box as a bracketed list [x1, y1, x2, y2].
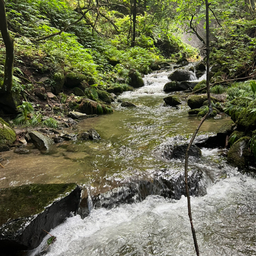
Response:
[0, 183, 77, 226]
[0, 118, 16, 144]
[192, 80, 206, 93]
[227, 136, 252, 169]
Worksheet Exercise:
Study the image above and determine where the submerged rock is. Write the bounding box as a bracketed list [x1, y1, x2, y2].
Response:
[0, 184, 81, 254]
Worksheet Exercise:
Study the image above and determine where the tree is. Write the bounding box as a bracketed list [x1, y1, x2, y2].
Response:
[0, 0, 14, 93]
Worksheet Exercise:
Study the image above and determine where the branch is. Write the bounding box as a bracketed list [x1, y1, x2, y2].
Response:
[189, 14, 205, 45]
[33, 9, 91, 42]
[209, 7, 222, 27]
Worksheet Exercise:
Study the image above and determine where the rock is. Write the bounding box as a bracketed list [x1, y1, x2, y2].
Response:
[78, 98, 113, 115]
[121, 101, 137, 108]
[0, 118, 16, 145]
[73, 87, 85, 96]
[128, 69, 144, 88]
[0, 184, 81, 253]
[163, 95, 181, 106]
[97, 90, 112, 104]
[60, 133, 77, 141]
[157, 143, 202, 161]
[88, 128, 101, 140]
[34, 87, 47, 101]
[168, 70, 196, 81]
[52, 71, 65, 94]
[46, 92, 57, 99]
[0, 144, 10, 152]
[14, 147, 30, 154]
[64, 72, 88, 88]
[187, 94, 209, 109]
[79, 168, 205, 218]
[163, 81, 198, 92]
[192, 80, 207, 93]
[227, 137, 253, 169]
[195, 62, 206, 78]
[77, 132, 90, 141]
[68, 111, 87, 119]
[28, 131, 54, 153]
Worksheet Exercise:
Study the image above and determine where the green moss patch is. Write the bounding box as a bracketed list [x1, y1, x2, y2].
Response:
[0, 183, 77, 227]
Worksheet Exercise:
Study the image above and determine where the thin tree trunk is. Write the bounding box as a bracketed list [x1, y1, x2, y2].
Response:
[0, 0, 14, 93]
[131, 0, 136, 47]
[184, 1, 211, 255]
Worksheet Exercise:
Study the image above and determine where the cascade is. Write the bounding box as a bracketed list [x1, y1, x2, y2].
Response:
[30, 66, 256, 256]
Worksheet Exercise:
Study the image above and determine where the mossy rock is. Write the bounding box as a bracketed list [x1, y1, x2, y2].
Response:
[97, 89, 112, 104]
[227, 136, 253, 169]
[192, 80, 206, 93]
[64, 72, 88, 88]
[0, 183, 78, 227]
[52, 71, 65, 94]
[163, 95, 181, 106]
[73, 87, 85, 96]
[107, 83, 133, 94]
[0, 118, 16, 144]
[128, 69, 144, 88]
[187, 94, 218, 109]
[78, 99, 113, 115]
[236, 100, 256, 130]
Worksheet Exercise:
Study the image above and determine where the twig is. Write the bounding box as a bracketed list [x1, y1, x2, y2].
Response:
[0, 162, 4, 168]
[42, 229, 55, 237]
[184, 1, 212, 255]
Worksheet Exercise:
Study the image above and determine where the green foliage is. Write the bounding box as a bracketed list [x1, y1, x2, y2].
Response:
[210, 85, 226, 94]
[14, 101, 34, 125]
[42, 117, 59, 128]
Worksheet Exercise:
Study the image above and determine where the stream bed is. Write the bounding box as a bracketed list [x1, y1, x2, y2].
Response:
[2, 67, 256, 255]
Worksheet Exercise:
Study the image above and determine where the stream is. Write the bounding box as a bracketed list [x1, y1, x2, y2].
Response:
[3, 66, 256, 255]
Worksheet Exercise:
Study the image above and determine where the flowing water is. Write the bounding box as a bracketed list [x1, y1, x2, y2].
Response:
[10, 67, 256, 255]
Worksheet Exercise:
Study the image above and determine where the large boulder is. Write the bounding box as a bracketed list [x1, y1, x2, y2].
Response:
[28, 131, 54, 153]
[168, 70, 196, 81]
[0, 184, 81, 254]
[164, 81, 198, 92]
[0, 118, 16, 145]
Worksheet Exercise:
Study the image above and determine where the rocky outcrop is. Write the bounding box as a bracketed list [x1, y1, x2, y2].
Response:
[0, 184, 81, 255]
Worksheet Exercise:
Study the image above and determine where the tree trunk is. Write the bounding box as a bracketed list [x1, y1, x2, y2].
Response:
[131, 0, 136, 47]
[0, 0, 14, 93]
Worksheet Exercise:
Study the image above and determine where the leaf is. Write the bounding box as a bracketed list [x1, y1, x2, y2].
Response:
[250, 80, 256, 94]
